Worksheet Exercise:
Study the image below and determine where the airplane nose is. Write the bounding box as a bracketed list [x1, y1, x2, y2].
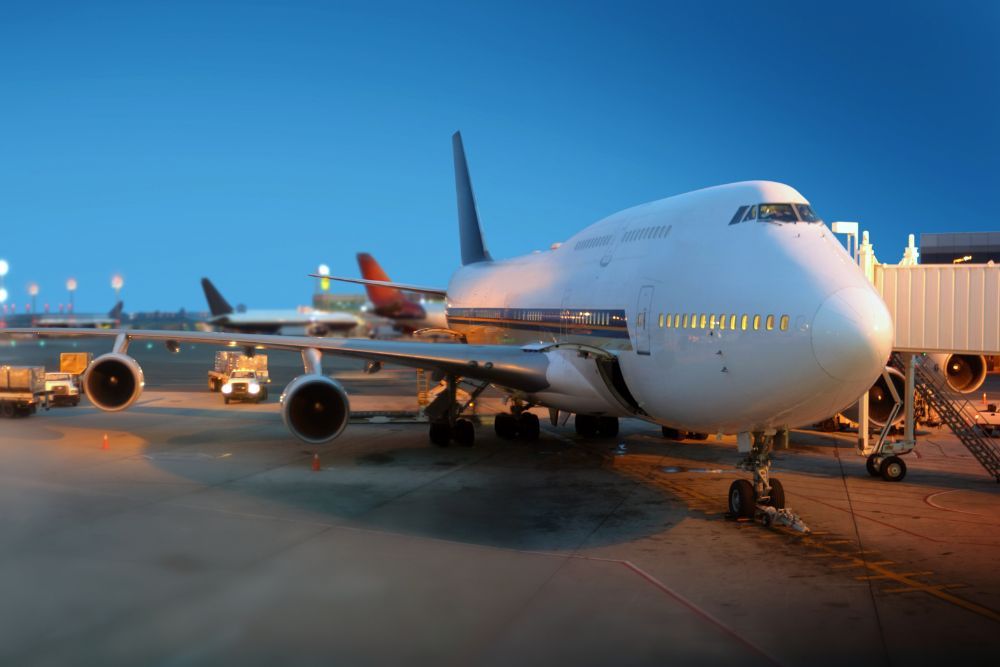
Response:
[812, 287, 893, 383]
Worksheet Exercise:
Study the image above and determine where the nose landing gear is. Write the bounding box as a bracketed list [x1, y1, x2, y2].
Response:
[729, 431, 810, 533]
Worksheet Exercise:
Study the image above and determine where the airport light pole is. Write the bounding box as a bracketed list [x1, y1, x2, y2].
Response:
[111, 274, 124, 301]
[317, 264, 331, 293]
[66, 277, 77, 312]
[0, 259, 8, 305]
[28, 283, 38, 313]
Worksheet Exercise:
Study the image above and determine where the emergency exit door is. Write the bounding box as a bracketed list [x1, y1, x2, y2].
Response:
[635, 285, 654, 355]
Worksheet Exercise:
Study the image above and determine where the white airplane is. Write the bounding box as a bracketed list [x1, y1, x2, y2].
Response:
[201, 277, 362, 336]
[3, 132, 893, 526]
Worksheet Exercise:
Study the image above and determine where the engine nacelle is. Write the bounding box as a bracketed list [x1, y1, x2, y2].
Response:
[929, 353, 987, 394]
[840, 366, 905, 428]
[280, 375, 351, 444]
[83, 353, 145, 411]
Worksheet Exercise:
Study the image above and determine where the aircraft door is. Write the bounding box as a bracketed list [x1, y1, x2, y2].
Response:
[635, 285, 654, 355]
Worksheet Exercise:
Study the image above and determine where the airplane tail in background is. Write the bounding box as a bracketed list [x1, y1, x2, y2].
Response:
[452, 131, 492, 266]
[357, 253, 407, 310]
[108, 302, 124, 320]
[201, 278, 234, 316]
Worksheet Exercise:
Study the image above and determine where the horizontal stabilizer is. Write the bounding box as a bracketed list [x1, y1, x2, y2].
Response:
[311, 274, 447, 298]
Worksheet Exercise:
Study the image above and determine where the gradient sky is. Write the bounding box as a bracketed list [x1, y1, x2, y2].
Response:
[1, 0, 997, 312]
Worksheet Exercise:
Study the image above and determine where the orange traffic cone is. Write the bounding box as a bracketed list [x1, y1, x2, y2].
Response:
[311, 453, 321, 471]
[101, 433, 109, 450]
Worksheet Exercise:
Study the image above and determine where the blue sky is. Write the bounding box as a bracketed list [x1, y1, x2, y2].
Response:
[1, 0, 997, 312]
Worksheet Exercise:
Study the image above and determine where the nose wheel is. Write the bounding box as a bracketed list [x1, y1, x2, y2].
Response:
[730, 432, 809, 533]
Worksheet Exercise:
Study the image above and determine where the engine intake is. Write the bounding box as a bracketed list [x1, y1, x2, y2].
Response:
[931, 353, 987, 394]
[281, 375, 350, 444]
[841, 367, 905, 428]
[83, 353, 144, 411]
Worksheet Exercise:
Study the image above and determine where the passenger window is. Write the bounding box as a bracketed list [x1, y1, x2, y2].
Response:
[740, 314, 748, 331]
[729, 314, 737, 330]
[743, 205, 757, 222]
[730, 206, 749, 225]
[753, 315, 761, 330]
[780, 315, 789, 331]
[766, 315, 775, 331]
[718, 314, 726, 330]
[709, 315, 717, 329]
[673, 314, 681, 328]
[699, 314, 707, 329]
[658, 313, 665, 328]
[664, 314, 671, 329]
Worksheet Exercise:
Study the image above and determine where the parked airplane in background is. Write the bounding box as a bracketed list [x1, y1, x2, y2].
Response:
[4, 132, 894, 529]
[201, 278, 361, 336]
[323, 253, 447, 334]
[1, 302, 124, 329]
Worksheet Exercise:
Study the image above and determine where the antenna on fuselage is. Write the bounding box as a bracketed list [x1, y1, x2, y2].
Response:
[452, 131, 493, 265]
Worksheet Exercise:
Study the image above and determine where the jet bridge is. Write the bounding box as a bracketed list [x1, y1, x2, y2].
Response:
[837, 228, 1000, 481]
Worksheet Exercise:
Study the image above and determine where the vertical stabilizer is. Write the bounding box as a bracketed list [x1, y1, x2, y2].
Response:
[452, 132, 492, 265]
[201, 278, 234, 316]
[357, 253, 405, 309]
[108, 302, 124, 320]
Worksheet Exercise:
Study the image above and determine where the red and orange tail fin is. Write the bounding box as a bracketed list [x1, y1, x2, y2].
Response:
[356, 253, 405, 310]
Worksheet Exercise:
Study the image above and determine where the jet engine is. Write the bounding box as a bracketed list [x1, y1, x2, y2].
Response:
[929, 353, 987, 394]
[83, 353, 145, 411]
[306, 323, 330, 337]
[280, 374, 351, 444]
[840, 366, 906, 428]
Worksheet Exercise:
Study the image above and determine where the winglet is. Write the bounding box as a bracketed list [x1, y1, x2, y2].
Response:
[201, 278, 234, 316]
[453, 132, 492, 265]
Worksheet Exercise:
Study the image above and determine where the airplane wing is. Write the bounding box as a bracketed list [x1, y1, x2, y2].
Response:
[312, 275, 448, 298]
[1, 328, 549, 392]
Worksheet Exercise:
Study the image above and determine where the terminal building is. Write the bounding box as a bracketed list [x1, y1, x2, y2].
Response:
[920, 232, 1000, 265]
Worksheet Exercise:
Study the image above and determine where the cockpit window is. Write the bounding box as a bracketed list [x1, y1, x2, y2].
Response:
[793, 204, 822, 223]
[742, 205, 757, 222]
[729, 206, 749, 225]
[757, 203, 797, 223]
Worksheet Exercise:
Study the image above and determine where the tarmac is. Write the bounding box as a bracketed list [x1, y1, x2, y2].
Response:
[0, 339, 998, 666]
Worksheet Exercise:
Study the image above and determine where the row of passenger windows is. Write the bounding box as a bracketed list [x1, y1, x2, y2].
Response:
[728, 203, 822, 226]
[623, 225, 671, 242]
[656, 312, 790, 332]
[573, 235, 613, 250]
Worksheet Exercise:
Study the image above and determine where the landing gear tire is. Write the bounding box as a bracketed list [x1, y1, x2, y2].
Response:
[429, 422, 451, 447]
[866, 454, 881, 477]
[661, 426, 683, 440]
[494, 413, 518, 440]
[766, 478, 785, 509]
[880, 455, 907, 482]
[223, 396, 230, 405]
[728, 479, 755, 519]
[518, 412, 540, 441]
[689, 432, 709, 441]
[2, 403, 14, 418]
[597, 417, 619, 437]
[454, 419, 475, 447]
[575, 415, 599, 438]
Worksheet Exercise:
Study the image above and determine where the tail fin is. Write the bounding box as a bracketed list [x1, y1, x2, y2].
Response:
[357, 253, 406, 310]
[452, 131, 492, 265]
[108, 301, 124, 320]
[201, 278, 234, 316]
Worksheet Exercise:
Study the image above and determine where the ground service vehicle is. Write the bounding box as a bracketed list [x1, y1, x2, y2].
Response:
[208, 351, 269, 392]
[45, 372, 81, 406]
[222, 369, 269, 404]
[0, 366, 50, 417]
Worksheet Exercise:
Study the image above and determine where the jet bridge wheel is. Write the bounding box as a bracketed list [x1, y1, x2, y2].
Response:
[727, 479, 755, 519]
[865, 454, 881, 477]
[879, 455, 907, 482]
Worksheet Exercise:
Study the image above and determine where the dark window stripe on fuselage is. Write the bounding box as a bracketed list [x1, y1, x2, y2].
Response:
[446, 308, 630, 338]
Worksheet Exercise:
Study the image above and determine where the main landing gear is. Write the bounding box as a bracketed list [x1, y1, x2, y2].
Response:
[728, 431, 809, 533]
[494, 409, 540, 441]
[426, 375, 488, 448]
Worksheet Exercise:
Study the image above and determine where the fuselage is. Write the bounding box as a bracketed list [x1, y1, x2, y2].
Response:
[209, 309, 362, 335]
[444, 181, 893, 434]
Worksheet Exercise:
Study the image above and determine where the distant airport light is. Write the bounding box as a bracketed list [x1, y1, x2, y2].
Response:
[0, 259, 8, 277]
[318, 264, 331, 292]
[953, 255, 973, 264]
[67, 277, 77, 312]
[28, 283, 39, 297]
[111, 273, 124, 298]
[0, 288, 7, 304]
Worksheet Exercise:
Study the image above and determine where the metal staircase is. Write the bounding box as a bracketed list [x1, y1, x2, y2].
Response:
[893, 353, 1000, 482]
